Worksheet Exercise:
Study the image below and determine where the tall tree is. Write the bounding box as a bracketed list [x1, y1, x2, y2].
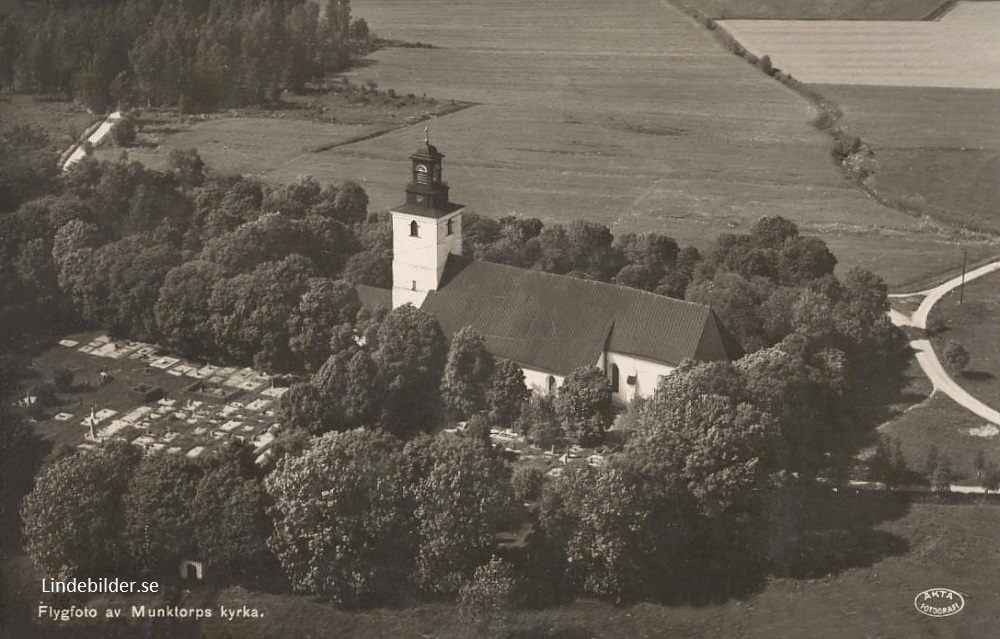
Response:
[404, 435, 514, 595]
[441, 327, 495, 420]
[22, 442, 141, 577]
[555, 366, 613, 446]
[266, 429, 413, 605]
[374, 305, 447, 436]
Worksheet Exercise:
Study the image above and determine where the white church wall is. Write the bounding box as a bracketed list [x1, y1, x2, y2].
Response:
[605, 351, 675, 403]
[522, 366, 563, 397]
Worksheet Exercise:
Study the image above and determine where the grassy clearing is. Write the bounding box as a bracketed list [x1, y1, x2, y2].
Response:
[195, 501, 1000, 638]
[0, 94, 98, 148]
[928, 269, 1000, 410]
[675, 0, 948, 20]
[881, 394, 998, 481]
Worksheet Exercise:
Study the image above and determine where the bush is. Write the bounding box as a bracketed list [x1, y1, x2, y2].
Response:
[31, 382, 58, 407]
[459, 557, 522, 639]
[942, 340, 970, 375]
[110, 117, 137, 148]
[511, 465, 544, 502]
[759, 54, 773, 75]
[52, 366, 74, 392]
[831, 134, 861, 161]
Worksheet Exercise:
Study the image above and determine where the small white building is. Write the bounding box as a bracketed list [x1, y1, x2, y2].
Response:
[356, 140, 741, 403]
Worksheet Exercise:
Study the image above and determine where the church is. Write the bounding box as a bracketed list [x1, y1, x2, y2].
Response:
[356, 138, 742, 403]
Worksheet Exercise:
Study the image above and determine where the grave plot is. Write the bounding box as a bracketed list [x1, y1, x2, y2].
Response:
[26, 331, 292, 461]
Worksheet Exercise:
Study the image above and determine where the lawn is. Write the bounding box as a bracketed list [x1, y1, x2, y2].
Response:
[92, 0, 990, 289]
[675, 0, 949, 20]
[928, 269, 1000, 411]
[880, 393, 998, 481]
[0, 94, 98, 149]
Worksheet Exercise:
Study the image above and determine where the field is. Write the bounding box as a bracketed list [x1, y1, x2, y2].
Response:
[817, 84, 1000, 235]
[91, 0, 993, 289]
[0, 94, 97, 148]
[676, 0, 949, 20]
[719, 3, 1000, 89]
[928, 269, 1000, 411]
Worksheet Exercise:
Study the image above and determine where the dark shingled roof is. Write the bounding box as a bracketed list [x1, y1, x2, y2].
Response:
[356, 284, 391, 312]
[358, 256, 742, 375]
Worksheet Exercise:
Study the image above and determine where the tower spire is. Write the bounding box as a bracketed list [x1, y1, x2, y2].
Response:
[424, 126, 429, 144]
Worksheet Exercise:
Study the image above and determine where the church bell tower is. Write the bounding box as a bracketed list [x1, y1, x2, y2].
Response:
[391, 131, 464, 309]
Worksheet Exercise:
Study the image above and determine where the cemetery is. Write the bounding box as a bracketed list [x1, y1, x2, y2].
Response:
[23, 332, 287, 462]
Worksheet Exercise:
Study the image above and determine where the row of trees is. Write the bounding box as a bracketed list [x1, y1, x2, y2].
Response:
[21, 429, 515, 608]
[267, 429, 513, 605]
[22, 440, 270, 582]
[0, 0, 373, 112]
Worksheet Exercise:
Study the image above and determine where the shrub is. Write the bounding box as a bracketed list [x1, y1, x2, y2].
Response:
[942, 340, 970, 375]
[52, 366, 74, 392]
[110, 117, 137, 148]
[31, 382, 58, 407]
[831, 134, 861, 161]
[459, 557, 522, 639]
[511, 465, 544, 502]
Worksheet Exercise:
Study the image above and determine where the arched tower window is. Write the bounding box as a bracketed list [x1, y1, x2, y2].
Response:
[547, 375, 556, 396]
[410, 220, 419, 237]
[446, 218, 453, 236]
[610, 364, 620, 393]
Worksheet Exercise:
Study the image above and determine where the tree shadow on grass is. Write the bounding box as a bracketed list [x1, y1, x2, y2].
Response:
[766, 488, 911, 580]
[960, 370, 995, 382]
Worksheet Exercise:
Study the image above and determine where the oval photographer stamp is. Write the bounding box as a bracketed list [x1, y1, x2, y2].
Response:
[914, 588, 965, 618]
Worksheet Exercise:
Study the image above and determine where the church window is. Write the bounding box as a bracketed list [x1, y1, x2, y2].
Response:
[412, 280, 417, 291]
[416, 163, 429, 184]
[446, 218, 453, 236]
[410, 220, 419, 237]
[626, 375, 637, 386]
[610, 364, 620, 392]
[547, 375, 556, 396]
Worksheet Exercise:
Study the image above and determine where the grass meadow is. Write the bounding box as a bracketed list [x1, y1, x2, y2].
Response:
[0, 94, 98, 149]
[676, 0, 949, 20]
[818, 84, 1000, 235]
[928, 269, 1000, 411]
[87, 0, 995, 289]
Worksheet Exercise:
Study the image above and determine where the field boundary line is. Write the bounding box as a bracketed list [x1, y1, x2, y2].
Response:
[305, 101, 478, 154]
[922, 0, 959, 21]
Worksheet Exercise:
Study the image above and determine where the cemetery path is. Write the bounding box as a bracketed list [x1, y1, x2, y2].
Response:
[889, 260, 1000, 425]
